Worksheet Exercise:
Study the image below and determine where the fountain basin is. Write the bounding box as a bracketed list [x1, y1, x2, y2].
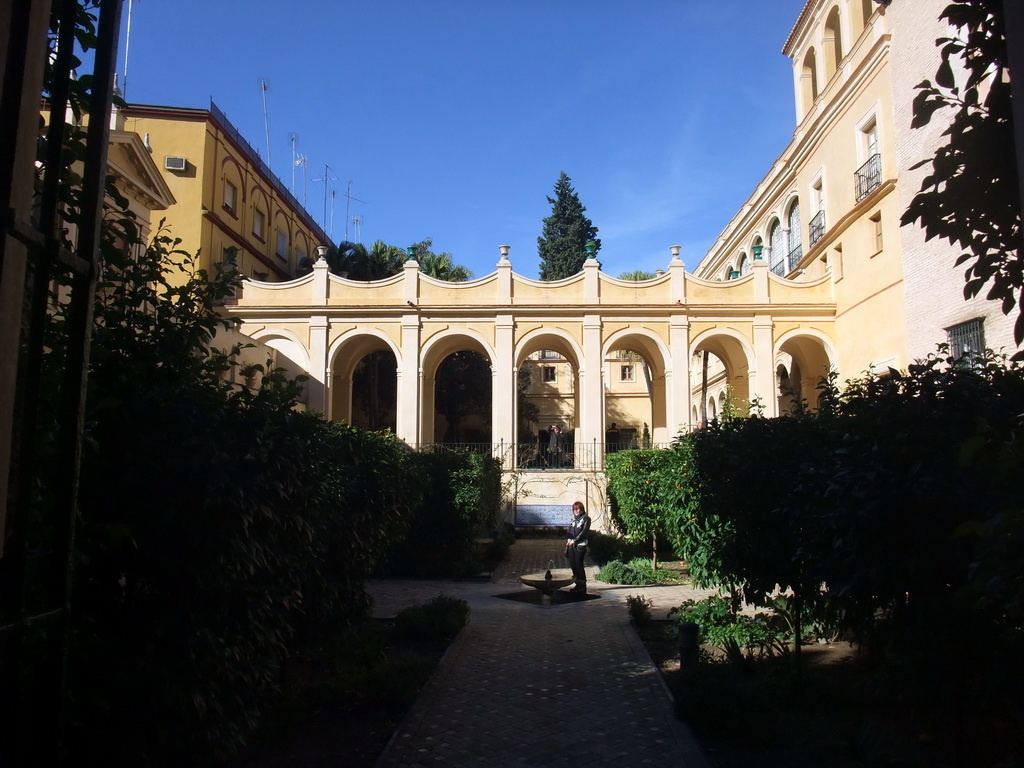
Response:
[520, 569, 576, 604]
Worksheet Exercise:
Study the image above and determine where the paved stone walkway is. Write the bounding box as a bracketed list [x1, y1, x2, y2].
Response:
[368, 538, 715, 768]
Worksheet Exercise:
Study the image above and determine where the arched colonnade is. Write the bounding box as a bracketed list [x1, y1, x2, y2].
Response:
[229, 249, 837, 470]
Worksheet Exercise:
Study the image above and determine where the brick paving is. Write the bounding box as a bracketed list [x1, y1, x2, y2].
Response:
[368, 538, 715, 768]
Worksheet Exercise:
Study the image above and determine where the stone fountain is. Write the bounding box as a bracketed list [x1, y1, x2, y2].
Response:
[519, 559, 575, 605]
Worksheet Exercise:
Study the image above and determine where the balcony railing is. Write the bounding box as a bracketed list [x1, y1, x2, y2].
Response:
[855, 153, 882, 202]
[809, 209, 826, 247]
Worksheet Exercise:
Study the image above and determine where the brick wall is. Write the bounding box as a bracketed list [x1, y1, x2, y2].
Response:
[891, 0, 1017, 360]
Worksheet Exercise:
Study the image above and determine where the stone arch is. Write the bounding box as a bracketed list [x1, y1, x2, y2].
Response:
[248, 327, 310, 372]
[515, 329, 584, 464]
[801, 47, 819, 114]
[690, 328, 756, 419]
[823, 5, 844, 80]
[603, 328, 672, 444]
[328, 329, 401, 426]
[421, 330, 496, 445]
[774, 328, 837, 412]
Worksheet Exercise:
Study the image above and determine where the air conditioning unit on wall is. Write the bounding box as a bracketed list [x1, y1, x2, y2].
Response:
[164, 156, 187, 171]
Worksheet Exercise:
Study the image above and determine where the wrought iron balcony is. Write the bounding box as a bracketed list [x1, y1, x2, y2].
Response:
[809, 209, 826, 246]
[855, 154, 882, 202]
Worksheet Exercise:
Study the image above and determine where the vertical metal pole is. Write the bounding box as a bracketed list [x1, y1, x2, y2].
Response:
[53, 0, 124, 761]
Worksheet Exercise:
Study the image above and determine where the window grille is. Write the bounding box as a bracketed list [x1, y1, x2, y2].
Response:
[788, 201, 801, 265]
[947, 319, 985, 364]
[769, 221, 785, 276]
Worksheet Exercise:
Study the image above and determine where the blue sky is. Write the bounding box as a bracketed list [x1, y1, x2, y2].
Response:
[116, 0, 808, 279]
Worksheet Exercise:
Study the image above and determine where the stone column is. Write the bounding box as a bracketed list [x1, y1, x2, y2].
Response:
[493, 313, 516, 468]
[669, 315, 691, 433]
[580, 313, 604, 469]
[308, 314, 329, 414]
[752, 314, 776, 418]
[397, 313, 421, 444]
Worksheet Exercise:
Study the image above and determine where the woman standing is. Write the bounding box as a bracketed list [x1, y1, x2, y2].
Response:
[565, 501, 591, 595]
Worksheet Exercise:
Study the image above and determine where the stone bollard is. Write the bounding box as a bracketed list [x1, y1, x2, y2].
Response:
[678, 621, 700, 673]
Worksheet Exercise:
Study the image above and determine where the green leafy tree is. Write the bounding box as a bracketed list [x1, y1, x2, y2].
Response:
[606, 450, 675, 568]
[412, 238, 472, 281]
[537, 171, 601, 280]
[434, 351, 491, 442]
[329, 239, 405, 280]
[618, 269, 656, 281]
[901, 0, 1022, 350]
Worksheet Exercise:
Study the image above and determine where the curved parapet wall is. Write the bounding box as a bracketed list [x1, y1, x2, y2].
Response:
[227, 256, 838, 455]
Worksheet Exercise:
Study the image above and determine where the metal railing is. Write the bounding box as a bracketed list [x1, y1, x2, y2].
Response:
[809, 209, 826, 247]
[770, 254, 788, 277]
[855, 153, 882, 202]
[413, 440, 674, 471]
[787, 244, 803, 272]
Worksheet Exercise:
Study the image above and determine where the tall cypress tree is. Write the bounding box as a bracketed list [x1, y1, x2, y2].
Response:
[537, 172, 601, 280]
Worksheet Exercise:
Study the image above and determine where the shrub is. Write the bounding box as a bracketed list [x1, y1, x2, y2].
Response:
[587, 530, 659, 566]
[598, 558, 678, 586]
[382, 450, 502, 578]
[394, 594, 470, 642]
[626, 594, 654, 625]
[670, 595, 787, 664]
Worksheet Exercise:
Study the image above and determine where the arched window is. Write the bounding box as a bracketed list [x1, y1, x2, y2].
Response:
[801, 48, 819, 114]
[824, 6, 843, 79]
[861, 0, 874, 31]
[787, 199, 802, 271]
[769, 220, 785, 276]
[737, 253, 749, 275]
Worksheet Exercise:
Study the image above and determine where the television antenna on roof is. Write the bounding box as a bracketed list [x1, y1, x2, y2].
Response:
[344, 180, 365, 243]
[259, 79, 272, 171]
[311, 164, 339, 232]
[289, 133, 300, 194]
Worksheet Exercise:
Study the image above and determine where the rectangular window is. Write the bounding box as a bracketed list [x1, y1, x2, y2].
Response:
[620, 364, 635, 382]
[253, 209, 265, 240]
[276, 231, 288, 259]
[542, 366, 556, 383]
[296, 247, 307, 267]
[947, 318, 985, 363]
[224, 180, 237, 213]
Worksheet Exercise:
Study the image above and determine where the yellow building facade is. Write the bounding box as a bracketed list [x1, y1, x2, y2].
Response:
[694, 0, 1016, 416]
[122, 102, 332, 283]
